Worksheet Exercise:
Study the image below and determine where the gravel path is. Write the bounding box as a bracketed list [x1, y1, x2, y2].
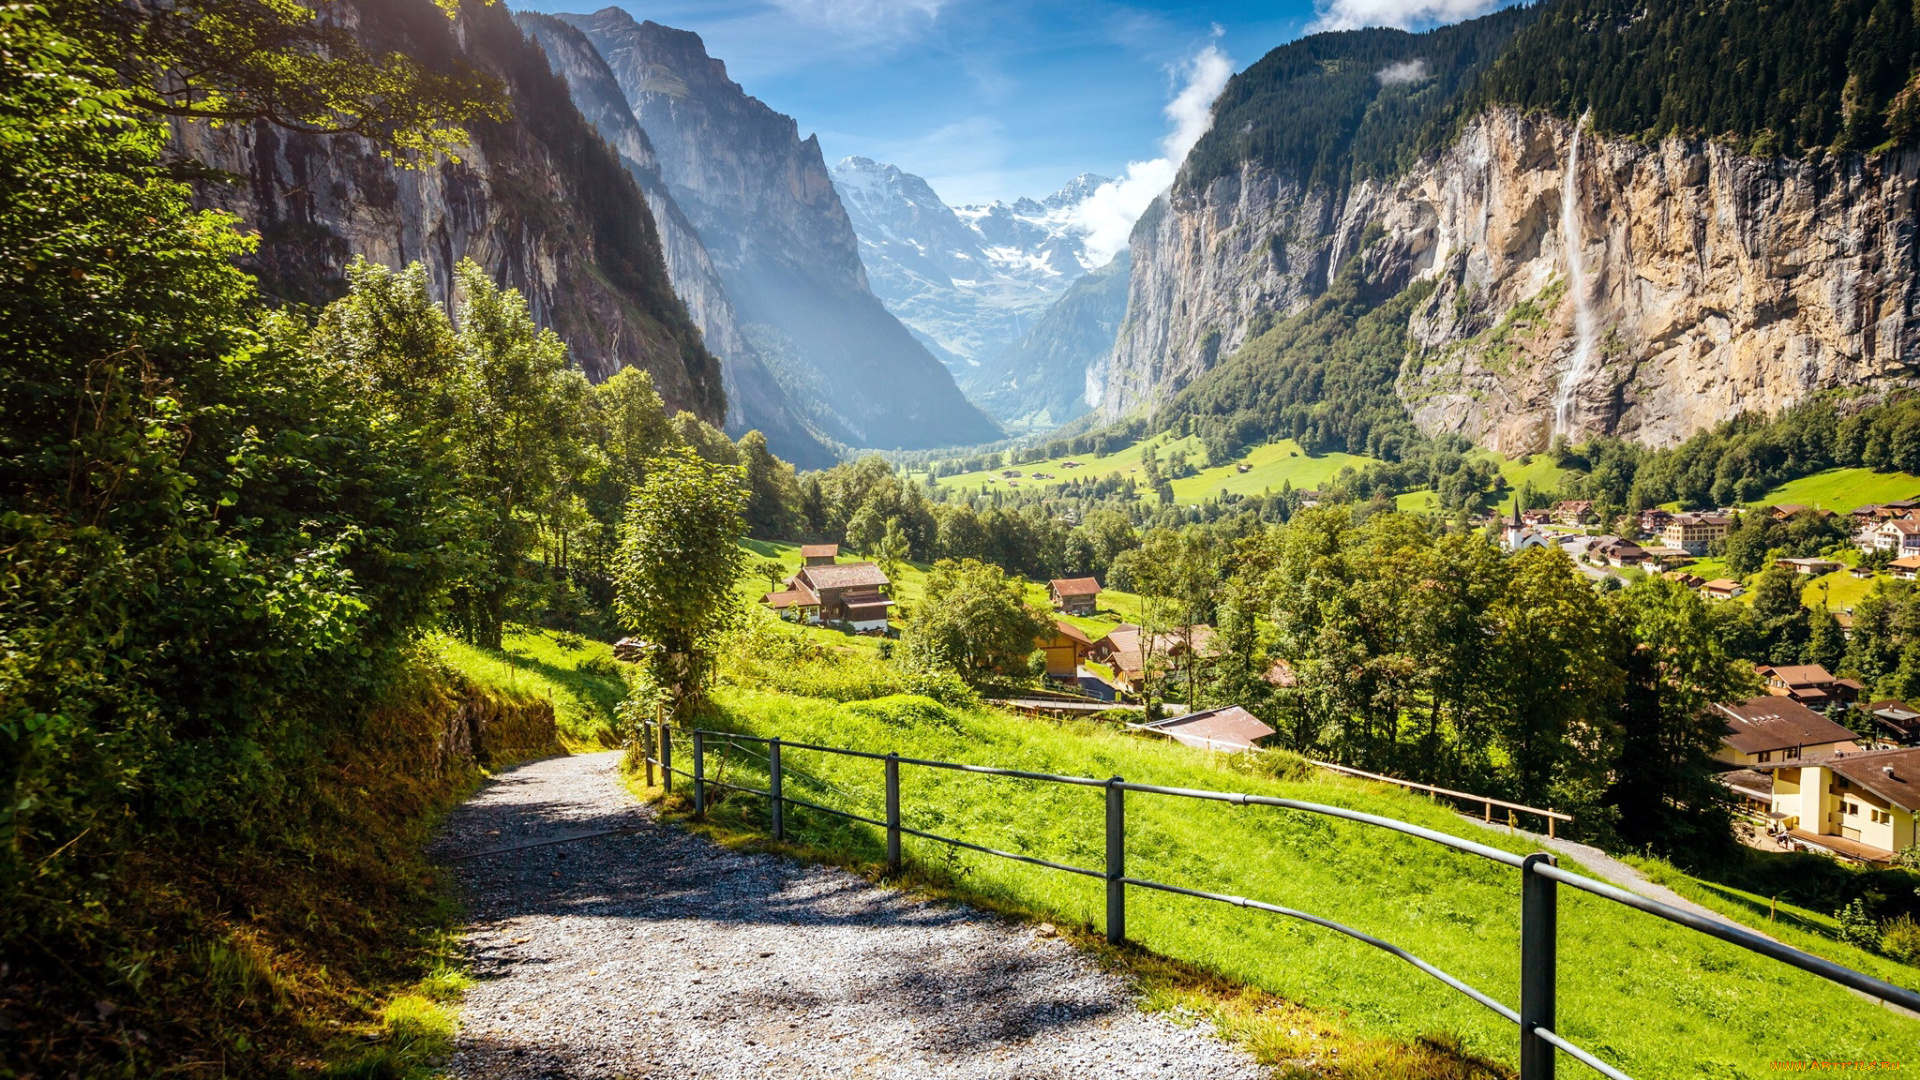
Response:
[438, 751, 1267, 1079]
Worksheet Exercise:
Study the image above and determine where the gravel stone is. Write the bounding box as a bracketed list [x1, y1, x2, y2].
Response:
[439, 751, 1268, 1079]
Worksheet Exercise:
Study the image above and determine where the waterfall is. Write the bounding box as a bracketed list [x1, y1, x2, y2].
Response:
[1551, 111, 1597, 440]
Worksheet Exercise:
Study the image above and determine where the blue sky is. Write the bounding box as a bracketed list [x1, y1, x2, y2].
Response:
[518, 0, 1504, 207]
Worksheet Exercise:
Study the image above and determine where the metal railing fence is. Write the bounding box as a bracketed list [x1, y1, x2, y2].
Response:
[639, 719, 1920, 1080]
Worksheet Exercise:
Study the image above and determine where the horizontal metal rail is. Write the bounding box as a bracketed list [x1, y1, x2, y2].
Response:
[1114, 780, 1530, 868]
[635, 720, 1920, 1080]
[1119, 874, 1521, 1024]
[1535, 862, 1920, 1014]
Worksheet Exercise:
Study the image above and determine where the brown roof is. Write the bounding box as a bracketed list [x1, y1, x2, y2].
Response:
[1050, 619, 1096, 646]
[838, 586, 892, 610]
[1758, 664, 1839, 687]
[799, 543, 839, 558]
[763, 584, 817, 609]
[1715, 697, 1860, 755]
[795, 562, 891, 592]
[1263, 659, 1298, 688]
[1866, 699, 1920, 739]
[1886, 520, 1920, 536]
[1142, 705, 1276, 751]
[1715, 768, 1774, 800]
[1824, 746, 1920, 812]
[1153, 624, 1221, 658]
[1892, 555, 1920, 571]
[1097, 624, 1143, 675]
[1050, 576, 1102, 597]
[1703, 578, 1743, 591]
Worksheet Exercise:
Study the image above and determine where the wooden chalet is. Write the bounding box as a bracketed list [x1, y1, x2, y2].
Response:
[1048, 575, 1102, 615]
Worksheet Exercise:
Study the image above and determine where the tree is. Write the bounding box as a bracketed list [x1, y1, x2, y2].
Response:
[738, 430, 799, 539]
[1748, 565, 1813, 665]
[900, 559, 1050, 683]
[592, 367, 675, 493]
[755, 559, 789, 593]
[1607, 577, 1759, 852]
[615, 447, 748, 724]
[873, 521, 911, 583]
[447, 261, 589, 649]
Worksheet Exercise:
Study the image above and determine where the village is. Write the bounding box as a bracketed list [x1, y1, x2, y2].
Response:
[760, 526, 1920, 869]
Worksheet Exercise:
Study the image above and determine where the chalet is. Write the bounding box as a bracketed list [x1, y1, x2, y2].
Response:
[1662, 512, 1734, 555]
[766, 562, 894, 632]
[1892, 555, 1920, 581]
[1552, 499, 1596, 525]
[1868, 519, 1920, 556]
[1762, 746, 1920, 864]
[1863, 700, 1920, 746]
[1091, 625, 1145, 692]
[1663, 570, 1707, 589]
[799, 543, 839, 567]
[1596, 537, 1647, 567]
[1037, 620, 1098, 679]
[1850, 565, 1878, 579]
[1775, 557, 1842, 576]
[1713, 696, 1860, 767]
[1521, 509, 1555, 527]
[1768, 504, 1836, 521]
[1715, 768, 1775, 817]
[1136, 705, 1276, 753]
[1641, 546, 1694, 571]
[1702, 578, 1745, 600]
[1049, 576, 1102, 616]
[1638, 508, 1674, 533]
[1153, 624, 1222, 662]
[1757, 663, 1864, 709]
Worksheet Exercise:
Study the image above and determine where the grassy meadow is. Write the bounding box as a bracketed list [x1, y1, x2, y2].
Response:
[652, 684, 1918, 1077]
[1754, 467, 1920, 513]
[929, 434, 1377, 506]
[435, 629, 628, 748]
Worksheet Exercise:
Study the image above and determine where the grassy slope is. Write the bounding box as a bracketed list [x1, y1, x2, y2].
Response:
[673, 689, 1918, 1074]
[1756, 468, 1920, 513]
[435, 630, 627, 748]
[931, 434, 1377, 506]
[1397, 452, 1578, 515]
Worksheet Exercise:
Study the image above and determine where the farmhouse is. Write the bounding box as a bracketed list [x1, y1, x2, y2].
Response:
[1763, 747, 1920, 864]
[1757, 663, 1864, 709]
[1712, 696, 1860, 767]
[1048, 575, 1102, 615]
[1892, 555, 1920, 580]
[1867, 518, 1920, 556]
[1775, 557, 1842, 576]
[1702, 578, 1745, 600]
[1037, 620, 1098, 679]
[764, 562, 894, 632]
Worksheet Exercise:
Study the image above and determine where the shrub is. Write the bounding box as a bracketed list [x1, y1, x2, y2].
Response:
[1882, 915, 1920, 966]
[845, 695, 963, 733]
[1835, 898, 1881, 950]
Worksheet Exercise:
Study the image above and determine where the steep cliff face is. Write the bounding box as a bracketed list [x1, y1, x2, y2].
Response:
[1106, 105, 1920, 450]
[514, 13, 833, 467]
[973, 251, 1131, 431]
[559, 8, 1001, 451]
[171, 0, 724, 423]
[1105, 0, 1920, 453]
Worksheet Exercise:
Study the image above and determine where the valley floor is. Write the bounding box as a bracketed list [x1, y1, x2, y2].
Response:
[440, 752, 1265, 1079]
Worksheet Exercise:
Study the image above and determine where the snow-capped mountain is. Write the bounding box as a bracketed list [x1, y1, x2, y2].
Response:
[830, 157, 1110, 391]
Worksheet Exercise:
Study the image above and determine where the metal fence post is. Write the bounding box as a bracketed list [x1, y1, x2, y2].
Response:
[660, 721, 672, 794]
[769, 737, 784, 842]
[1520, 852, 1558, 1080]
[692, 729, 706, 817]
[885, 752, 902, 872]
[643, 718, 655, 789]
[1106, 776, 1126, 945]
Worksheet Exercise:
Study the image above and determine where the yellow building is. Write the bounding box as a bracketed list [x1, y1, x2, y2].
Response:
[1766, 747, 1920, 864]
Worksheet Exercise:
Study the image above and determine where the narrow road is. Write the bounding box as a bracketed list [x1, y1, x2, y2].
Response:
[436, 752, 1265, 1079]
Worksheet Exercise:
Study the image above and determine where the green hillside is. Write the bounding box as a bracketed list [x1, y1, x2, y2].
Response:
[672, 686, 1920, 1075]
[1752, 467, 1920, 513]
[933, 433, 1376, 506]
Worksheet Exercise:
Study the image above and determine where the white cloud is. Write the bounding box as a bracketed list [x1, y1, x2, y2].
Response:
[1311, 0, 1502, 32]
[769, 0, 945, 42]
[1375, 58, 1429, 85]
[1065, 39, 1233, 266]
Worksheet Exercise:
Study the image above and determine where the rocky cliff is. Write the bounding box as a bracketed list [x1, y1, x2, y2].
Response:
[514, 13, 833, 466]
[171, 0, 724, 423]
[1104, 5, 1920, 451]
[559, 8, 1001, 451]
[1107, 106, 1920, 451]
[973, 251, 1131, 431]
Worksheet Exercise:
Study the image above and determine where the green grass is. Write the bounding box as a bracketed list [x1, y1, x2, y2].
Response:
[1802, 567, 1880, 612]
[1386, 451, 1577, 517]
[1752, 467, 1920, 514]
[434, 629, 628, 748]
[668, 688, 1919, 1074]
[931, 434, 1378, 506]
